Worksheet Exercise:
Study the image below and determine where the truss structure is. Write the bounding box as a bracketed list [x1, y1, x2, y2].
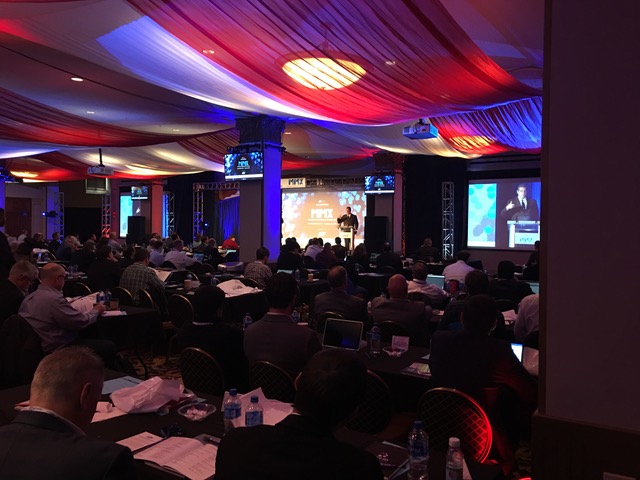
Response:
[101, 194, 111, 237]
[192, 182, 239, 238]
[54, 191, 64, 238]
[163, 191, 175, 238]
[441, 181, 454, 260]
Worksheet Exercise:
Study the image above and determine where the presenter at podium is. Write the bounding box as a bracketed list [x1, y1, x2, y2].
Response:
[500, 184, 539, 221]
[337, 206, 359, 251]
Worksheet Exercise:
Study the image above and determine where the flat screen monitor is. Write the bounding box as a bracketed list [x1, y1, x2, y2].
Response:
[364, 174, 395, 194]
[131, 185, 149, 200]
[224, 151, 264, 180]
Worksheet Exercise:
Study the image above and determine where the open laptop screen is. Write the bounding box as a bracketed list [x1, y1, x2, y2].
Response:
[427, 274, 445, 288]
[511, 342, 524, 362]
[322, 319, 363, 351]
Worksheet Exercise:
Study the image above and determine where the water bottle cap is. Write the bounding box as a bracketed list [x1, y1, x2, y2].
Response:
[250, 396, 259, 403]
[449, 437, 460, 447]
[413, 420, 424, 430]
[229, 388, 237, 396]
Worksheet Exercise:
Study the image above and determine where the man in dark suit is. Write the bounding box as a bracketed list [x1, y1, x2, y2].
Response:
[178, 285, 248, 391]
[371, 274, 431, 345]
[376, 241, 403, 273]
[500, 184, 539, 221]
[87, 245, 122, 292]
[244, 273, 321, 377]
[0, 208, 15, 282]
[331, 237, 347, 261]
[313, 266, 369, 329]
[215, 348, 384, 480]
[276, 238, 304, 272]
[336, 206, 359, 251]
[488, 260, 534, 304]
[0, 346, 136, 479]
[0, 260, 39, 323]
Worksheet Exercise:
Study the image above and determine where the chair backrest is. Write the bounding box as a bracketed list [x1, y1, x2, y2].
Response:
[377, 320, 411, 342]
[407, 291, 432, 306]
[417, 387, 493, 463]
[239, 277, 260, 288]
[161, 261, 177, 269]
[314, 311, 344, 333]
[67, 281, 91, 297]
[0, 314, 44, 388]
[111, 286, 134, 306]
[495, 299, 518, 313]
[168, 294, 194, 329]
[249, 361, 296, 403]
[317, 269, 329, 280]
[179, 347, 225, 396]
[136, 289, 155, 309]
[345, 370, 393, 434]
[378, 265, 397, 274]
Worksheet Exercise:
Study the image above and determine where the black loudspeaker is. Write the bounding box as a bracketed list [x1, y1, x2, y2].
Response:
[127, 216, 145, 244]
[364, 216, 387, 253]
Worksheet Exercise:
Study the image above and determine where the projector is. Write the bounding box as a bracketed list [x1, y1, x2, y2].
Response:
[87, 165, 114, 176]
[402, 120, 438, 140]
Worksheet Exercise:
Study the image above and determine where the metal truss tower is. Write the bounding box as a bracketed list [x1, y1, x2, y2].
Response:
[441, 181, 454, 260]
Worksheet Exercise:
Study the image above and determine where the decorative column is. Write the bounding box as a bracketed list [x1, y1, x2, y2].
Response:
[372, 151, 405, 253]
[235, 115, 285, 263]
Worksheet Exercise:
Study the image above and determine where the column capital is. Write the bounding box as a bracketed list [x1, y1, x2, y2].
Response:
[236, 115, 286, 145]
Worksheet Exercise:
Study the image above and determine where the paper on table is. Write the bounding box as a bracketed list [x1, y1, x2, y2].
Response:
[68, 294, 97, 313]
[134, 436, 216, 480]
[101, 310, 127, 317]
[237, 388, 293, 426]
[502, 309, 517, 323]
[92, 402, 127, 423]
[102, 376, 143, 395]
[117, 431, 162, 452]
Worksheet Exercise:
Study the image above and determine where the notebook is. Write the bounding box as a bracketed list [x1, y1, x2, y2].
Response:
[511, 342, 524, 362]
[322, 318, 364, 351]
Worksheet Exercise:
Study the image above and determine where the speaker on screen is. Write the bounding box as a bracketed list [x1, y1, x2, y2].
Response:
[364, 216, 387, 254]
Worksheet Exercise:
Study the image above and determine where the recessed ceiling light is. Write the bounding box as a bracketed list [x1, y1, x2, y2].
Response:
[71, 77, 84, 82]
[284, 132, 292, 135]
[202, 49, 215, 55]
[86, 111, 95, 114]
[172, 129, 180, 132]
[384, 60, 396, 66]
[282, 57, 366, 90]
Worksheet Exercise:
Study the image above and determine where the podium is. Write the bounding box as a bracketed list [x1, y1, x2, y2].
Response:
[338, 226, 355, 252]
[507, 221, 540, 248]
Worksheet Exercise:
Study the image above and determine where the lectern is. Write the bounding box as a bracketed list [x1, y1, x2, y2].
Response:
[507, 220, 540, 248]
[338, 226, 355, 252]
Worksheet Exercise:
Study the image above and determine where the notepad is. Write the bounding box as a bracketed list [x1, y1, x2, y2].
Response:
[133, 436, 217, 480]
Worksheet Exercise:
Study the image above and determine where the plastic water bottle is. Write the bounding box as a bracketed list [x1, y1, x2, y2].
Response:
[223, 388, 242, 432]
[369, 325, 381, 356]
[242, 313, 253, 331]
[184, 273, 193, 289]
[445, 437, 464, 480]
[291, 309, 300, 324]
[104, 289, 111, 308]
[96, 291, 105, 305]
[408, 420, 429, 480]
[245, 395, 263, 427]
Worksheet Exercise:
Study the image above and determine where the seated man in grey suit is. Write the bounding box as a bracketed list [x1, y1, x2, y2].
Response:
[215, 349, 383, 480]
[0, 346, 136, 479]
[244, 273, 322, 377]
[371, 274, 432, 345]
[313, 266, 370, 330]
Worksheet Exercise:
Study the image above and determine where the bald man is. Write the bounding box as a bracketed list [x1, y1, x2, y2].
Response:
[0, 347, 136, 479]
[19, 263, 116, 365]
[371, 274, 432, 345]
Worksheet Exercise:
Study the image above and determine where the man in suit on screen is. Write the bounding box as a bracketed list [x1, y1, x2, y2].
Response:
[501, 184, 539, 221]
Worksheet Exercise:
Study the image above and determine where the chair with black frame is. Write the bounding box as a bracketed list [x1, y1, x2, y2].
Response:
[111, 286, 134, 307]
[160, 260, 177, 269]
[166, 294, 193, 360]
[239, 278, 260, 288]
[249, 361, 296, 403]
[302, 256, 315, 269]
[66, 281, 91, 298]
[345, 370, 393, 435]
[495, 299, 518, 313]
[378, 265, 397, 275]
[299, 267, 311, 280]
[407, 291, 432, 306]
[179, 347, 225, 396]
[416, 387, 493, 464]
[317, 269, 329, 280]
[136, 289, 155, 309]
[313, 311, 344, 333]
[0, 314, 45, 388]
[377, 320, 412, 343]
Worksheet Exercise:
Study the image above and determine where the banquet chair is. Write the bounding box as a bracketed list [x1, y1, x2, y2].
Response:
[161, 261, 177, 269]
[239, 278, 260, 288]
[407, 291, 432, 306]
[345, 370, 393, 435]
[314, 311, 344, 333]
[0, 314, 44, 388]
[416, 387, 493, 463]
[377, 321, 412, 342]
[166, 294, 194, 360]
[180, 347, 225, 396]
[317, 269, 329, 280]
[111, 286, 134, 307]
[378, 265, 397, 275]
[136, 289, 155, 309]
[67, 281, 91, 298]
[495, 299, 518, 313]
[249, 361, 296, 403]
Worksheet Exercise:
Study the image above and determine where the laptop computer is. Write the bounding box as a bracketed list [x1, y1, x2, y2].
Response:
[510, 342, 524, 362]
[322, 318, 364, 351]
[527, 281, 540, 294]
[192, 253, 204, 263]
[427, 274, 445, 288]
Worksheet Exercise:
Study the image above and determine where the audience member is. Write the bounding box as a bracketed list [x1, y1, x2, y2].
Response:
[332, 237, 347, 261]
[488, 260, 534, 303]
[442, 250, 475, 283]
[415, 237, 440, 262]
[315, 242, 337, 269]
[203, 238, 224, 269]
[0, 260, 39, 322]
[407, 261, 448, 306]
[55, 235, 77, 262]
[47, 231, 62, 255]
[149, 239, 165, 267]
[70, 239, 96, 273]
[164, 239, 198, 270]
[244, 247, 273, 289]
[192, 235, 208, 253]
[514, 294, 539, 344]
[19, 263, 115, 365]
[376, 242, 403, 273]
[221, 234, 239, 250]
[314, 266, 369, 329]
[303, 238, 323, 261]
[119, 248, 165, 303]
[347, 243, 370, 273]
[107, 231, 122, 253]
[371, 274, 431, 345]
[16, 229, 28, 244]
[179, 285, 249, 391]
[215, 349, 383, 480]
[522, 240, 540, 281]
[117, 244, 136, 270]
[244, 273, 321, 377]
[28, 232, 49, 250]
[276, 238, 304, 272]
[0, 347, 136, 479]
[87, 245, 122, 292]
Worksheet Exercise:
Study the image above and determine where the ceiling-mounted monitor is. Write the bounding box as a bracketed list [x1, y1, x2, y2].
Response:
[131, 185, 149, 200]
[364, 174, 395, 194]
[224, 151, 264, 180]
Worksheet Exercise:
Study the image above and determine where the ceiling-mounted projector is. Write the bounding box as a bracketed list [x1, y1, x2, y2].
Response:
[402, 119, 438, 140]
[87, 165, 114, 176]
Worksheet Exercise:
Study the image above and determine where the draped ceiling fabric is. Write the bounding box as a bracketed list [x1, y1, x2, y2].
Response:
[0, 0, 543, 181]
